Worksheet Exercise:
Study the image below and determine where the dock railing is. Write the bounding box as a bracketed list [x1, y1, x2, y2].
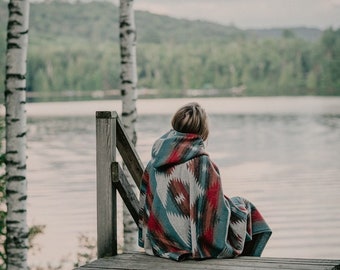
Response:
[91, 111, 340, 270]
[96, 111, 144, 258]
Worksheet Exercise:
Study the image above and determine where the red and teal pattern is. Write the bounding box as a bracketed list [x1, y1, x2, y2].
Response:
[138, 130, 272, 261]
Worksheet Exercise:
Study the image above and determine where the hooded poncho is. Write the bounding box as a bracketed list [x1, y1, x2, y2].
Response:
[138, 130, 272, 261]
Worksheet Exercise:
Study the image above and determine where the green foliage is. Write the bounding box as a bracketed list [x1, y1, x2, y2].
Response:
[28, 224, 46, 253]
[282, 29, 296, 39]
[26, 43, 121, 99]
[73, 233, 96, 268]
[0, 0, 339, 100]
[28, 1, 119, 45]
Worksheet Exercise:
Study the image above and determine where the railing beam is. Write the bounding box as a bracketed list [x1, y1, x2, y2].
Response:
[116, 115, 144, 187]
[111, 162, 139, 225]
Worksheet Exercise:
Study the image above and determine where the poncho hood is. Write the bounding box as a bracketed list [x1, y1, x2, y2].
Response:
[150, 129, 207, 168]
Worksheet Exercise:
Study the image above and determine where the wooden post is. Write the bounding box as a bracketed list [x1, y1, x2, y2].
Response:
[96, 111, 118, 258]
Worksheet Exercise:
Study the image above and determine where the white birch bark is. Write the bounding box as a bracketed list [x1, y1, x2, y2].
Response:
[119, 0, 138, 252]
[5, 0, 30, 269]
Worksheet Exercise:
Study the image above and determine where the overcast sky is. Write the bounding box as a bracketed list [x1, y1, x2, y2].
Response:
[117, 0, 340, 29]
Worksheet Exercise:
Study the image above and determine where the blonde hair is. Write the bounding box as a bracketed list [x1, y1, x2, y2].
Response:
[171, 102, 209, 141]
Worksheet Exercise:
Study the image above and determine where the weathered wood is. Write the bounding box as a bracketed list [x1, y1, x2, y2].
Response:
[75, 252, 340, 270]
[116, 115, 144, 187]
[111, 162, 139, 224]
[96, 111, 143, 257]
[96, 111, 118, 257]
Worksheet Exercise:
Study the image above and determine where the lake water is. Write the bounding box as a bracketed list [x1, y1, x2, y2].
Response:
[25, 97, 340, 267]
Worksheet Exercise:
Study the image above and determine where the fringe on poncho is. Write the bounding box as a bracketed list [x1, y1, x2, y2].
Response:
[138, 130, 272, 261]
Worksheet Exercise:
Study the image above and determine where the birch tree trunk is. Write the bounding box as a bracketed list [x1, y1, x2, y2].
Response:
[119, 0, 138, 251]
[5, 0, 30, 269]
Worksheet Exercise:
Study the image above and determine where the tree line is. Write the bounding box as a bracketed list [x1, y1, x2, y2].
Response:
[0, 1, 339, 101]
[22, 31, 340, 100]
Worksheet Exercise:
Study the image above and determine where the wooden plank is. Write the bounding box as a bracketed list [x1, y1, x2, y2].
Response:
[96, 111, 118, 258]
[115, 113, 144, 188]
[111, 162, 139, 224]
[112, 254, 340, 267]
[75, 253, 340, 270]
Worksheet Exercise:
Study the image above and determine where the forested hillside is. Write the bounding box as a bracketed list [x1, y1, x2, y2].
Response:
[0, 0, 339, 101]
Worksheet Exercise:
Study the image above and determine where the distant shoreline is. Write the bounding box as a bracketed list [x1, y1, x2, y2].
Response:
[23, 96, 340, 117]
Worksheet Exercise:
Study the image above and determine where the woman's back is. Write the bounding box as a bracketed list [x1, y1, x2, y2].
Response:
[138, 103, 272, 261]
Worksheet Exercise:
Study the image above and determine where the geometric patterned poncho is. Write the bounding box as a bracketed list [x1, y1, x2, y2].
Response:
[138, 130, 272, 261]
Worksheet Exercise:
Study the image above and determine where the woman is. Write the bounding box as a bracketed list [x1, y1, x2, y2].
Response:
[138, 102, 272, 261]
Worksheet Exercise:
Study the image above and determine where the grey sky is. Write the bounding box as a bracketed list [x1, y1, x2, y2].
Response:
[118, 0, 340, 29]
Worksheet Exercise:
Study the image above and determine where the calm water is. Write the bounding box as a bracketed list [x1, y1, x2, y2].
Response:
[25, 97, 340, 267]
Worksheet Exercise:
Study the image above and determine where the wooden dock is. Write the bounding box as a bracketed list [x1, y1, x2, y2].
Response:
[82, 112, 340, 270]
[75, 252, 340, 270]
